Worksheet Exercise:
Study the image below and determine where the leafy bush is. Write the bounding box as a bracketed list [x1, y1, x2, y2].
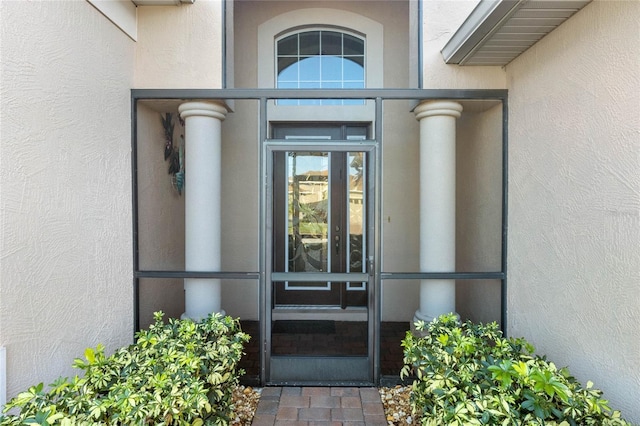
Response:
[1, 312, 249, 426]
[401, 314, 630, 426]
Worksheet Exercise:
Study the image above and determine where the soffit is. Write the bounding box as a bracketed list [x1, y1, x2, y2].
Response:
[441, 0, 592, 66]
[131, 0, 194, 5]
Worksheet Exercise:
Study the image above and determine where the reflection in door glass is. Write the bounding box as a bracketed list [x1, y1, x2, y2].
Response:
[348, 152, 366, 290]
[286, 152, 329, 288]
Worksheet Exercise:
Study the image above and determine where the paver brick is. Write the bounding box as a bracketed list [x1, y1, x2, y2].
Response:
[330, 387, 360, 397]
[310, 395, 341, 408]
[363, 415, 389, 425]
[262, 387, 283, 398]
[276, 406, 299, 420]
[340, 396, 362, 409]
[299, 407, 331, 421]
[279, 395, 310, 408]
[281, 387, 303, 396]
[256, 399, 280, 415]
[302, 387, 331, 397]
[330, 408, 364, 422]
[251, 414, 276, 426]
[362, 401, 385, 416]
[358, 387, 382, 402]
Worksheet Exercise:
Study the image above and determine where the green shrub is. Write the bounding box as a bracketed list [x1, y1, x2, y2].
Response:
[401, 314, 630, 426]
[1, 312, 249, 426]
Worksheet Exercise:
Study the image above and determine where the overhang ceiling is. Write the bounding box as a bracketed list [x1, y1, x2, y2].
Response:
[441, 0, 592, 66]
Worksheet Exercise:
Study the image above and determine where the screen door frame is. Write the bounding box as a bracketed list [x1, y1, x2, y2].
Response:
[263, 138, 379, 385]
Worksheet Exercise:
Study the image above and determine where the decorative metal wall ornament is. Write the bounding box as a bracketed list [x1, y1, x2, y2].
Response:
[161, 113, 185, 195]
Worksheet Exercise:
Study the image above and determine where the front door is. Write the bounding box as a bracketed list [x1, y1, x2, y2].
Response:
[266, 123, 376, 384]
[272, 124, 368, 309]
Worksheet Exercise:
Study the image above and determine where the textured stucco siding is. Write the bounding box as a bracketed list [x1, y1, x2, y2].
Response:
[0, 1, 134, 398]
[506, 0, 640, 421]
[135, 1, 224, 88]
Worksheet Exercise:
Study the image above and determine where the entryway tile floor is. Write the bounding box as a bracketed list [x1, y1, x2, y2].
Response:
[250, 386, 389, 426]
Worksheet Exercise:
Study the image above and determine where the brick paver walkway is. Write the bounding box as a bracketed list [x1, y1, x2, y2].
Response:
[251, 387, 388, 425]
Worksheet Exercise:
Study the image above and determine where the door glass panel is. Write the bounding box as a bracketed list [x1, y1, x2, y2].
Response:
[287, 152, 329, 277]
[348, 151, 366, 293]
[273, 149, 338, 306]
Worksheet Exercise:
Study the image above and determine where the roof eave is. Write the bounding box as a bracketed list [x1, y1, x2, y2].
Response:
[441, 0, 592, 67]
[441, 0, 525, 65]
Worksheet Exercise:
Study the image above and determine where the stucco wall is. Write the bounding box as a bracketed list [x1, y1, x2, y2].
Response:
[506, 0, 640, 421]
[135, 1, 224, 88]
[234, 0, 409, 89]
[422, 0, 505, 89]
[0, 0, 134, 398]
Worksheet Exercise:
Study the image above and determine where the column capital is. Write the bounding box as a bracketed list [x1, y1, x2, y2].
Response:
[179, 101, 228, 121]
[414, 100, 463, 121]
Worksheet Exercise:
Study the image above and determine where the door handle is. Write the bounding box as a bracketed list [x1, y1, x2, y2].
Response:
[335, 235, 340, 254]
[368, 257, 374, 277]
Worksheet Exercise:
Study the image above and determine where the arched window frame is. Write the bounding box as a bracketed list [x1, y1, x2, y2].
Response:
[275, 28, 366, 105]
[258, 8, 383, 120]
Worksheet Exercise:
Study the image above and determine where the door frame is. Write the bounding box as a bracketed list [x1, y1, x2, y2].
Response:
[262, 136, 380, 385]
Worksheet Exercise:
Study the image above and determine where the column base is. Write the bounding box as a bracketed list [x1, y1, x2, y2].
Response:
[180, 310, 226, 323]
[412, 309, 436, 325]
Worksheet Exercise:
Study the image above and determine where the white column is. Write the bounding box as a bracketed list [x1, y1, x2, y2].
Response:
[178, 101, 227, 321]
[413, 100, 463, 324]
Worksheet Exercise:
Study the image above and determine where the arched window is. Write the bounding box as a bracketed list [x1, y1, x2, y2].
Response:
[276, 30, 365, 105]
